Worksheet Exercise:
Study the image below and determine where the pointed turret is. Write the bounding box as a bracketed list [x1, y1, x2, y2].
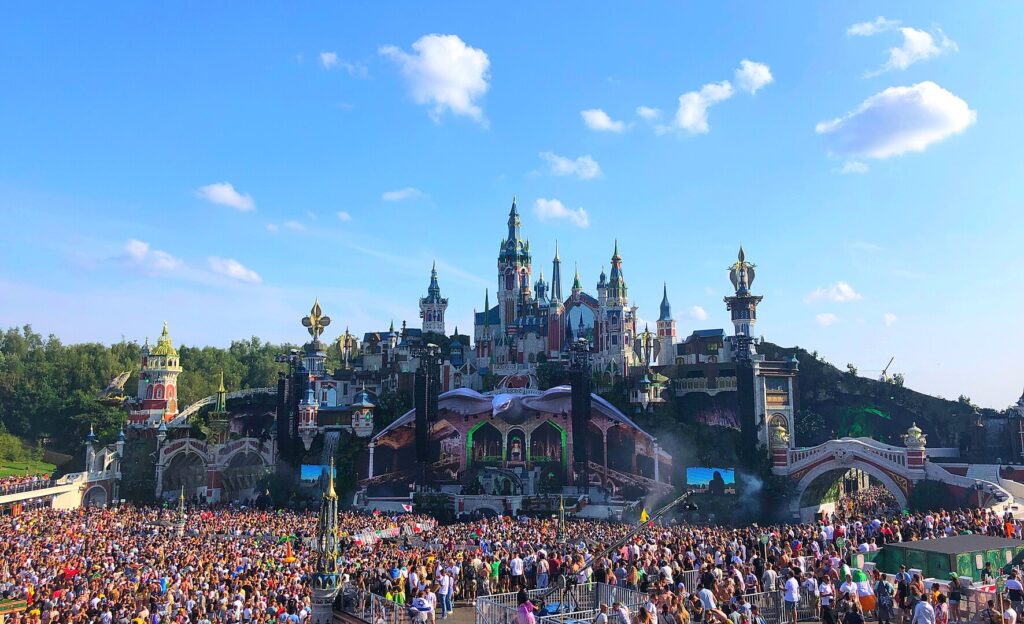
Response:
[659, 283, 672, 321]
[571, 264, 582, 295]
[310, 457, 340, 623]
[420, 261, 448, 334]
[551, 241, 563, 304]
[214, 371, 227, 413]
[507, 195, 521, 243]
[607, 241, 627, 303]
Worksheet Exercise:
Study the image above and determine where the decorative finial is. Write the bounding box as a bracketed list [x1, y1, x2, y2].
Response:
[217, 371, 225, 393]
[301, 299, 331, 340]
[554, 240, 560, 260]
[325, 457, 337, 499]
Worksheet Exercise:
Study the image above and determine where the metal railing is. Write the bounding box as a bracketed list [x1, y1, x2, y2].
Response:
[0, 478, 55, 496]
[339, 586, 409, 624]
[477, 583, 646, 624]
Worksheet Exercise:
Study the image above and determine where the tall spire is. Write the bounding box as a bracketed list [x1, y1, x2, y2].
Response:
[572, 264, 582, 294]
[507, 195, 521, 242]
[659, 282, 672, 321]
[551, 242, 563, 304]
[483, 289, 490, 328]
[608, 241, 626, 301]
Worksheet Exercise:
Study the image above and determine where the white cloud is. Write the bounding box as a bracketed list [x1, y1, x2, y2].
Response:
[581, 108, 626, 132]
[841, 161, 870, 174]
[847, 16, 901, 37]
[804, 282, 863, 303]
[687, 305, 709, 321]
[208, 257, 262, 284]
[874, 28, 958, 75]
[884, 312, 899, 327]
[816, 81, 976, 160]
[337, 211, 352, 221]
[266, 223, 280, 234]
[734, 60, 773, 94]
[381, 187, 425, 202]
[123, 239, 181, 272]
[533, 198, 590, 228]
[284, 220, 305, 232]
[539, 151, 602, 180]
[816, 313, 840, 327]
[196, 182, 255, 211]
[125, 239, 149, 261]
[672, 81, 734, 134]
[320, 51, 369, 78]
[319, 51, 339, 69]
[380, 34, 490, 124]
[636, 106, 661, 121]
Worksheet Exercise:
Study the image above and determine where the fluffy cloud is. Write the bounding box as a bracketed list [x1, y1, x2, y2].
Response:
[581, 109, 626, 132]
[539, 151, 602, 180]
[840, 161, 870, 174]
[673, 81, 734, 134]
[319, 51, 339, 69]
[196, 182, 255, 211]
[337, 211, 352, 221]
[884, 312, 899, 327]
[687, 305, 709, 321]
[848, 18, 957, 75]
[734, 60, 773, 94]
[816, 313, 840, 327]
[636, 106, 661, 121]
[380, 34, 490, 124]
[208, 257, 262, 284]
[319, 51, 369, 78]
[533, 198, 589, 228]
[816, 81, 976, 159]
[125, 239, 149, 261]
[804, 282, 863, 303]
[123, 239, 181, 272]
[381, 187, 425, 202]
[847, 16, 901, 37]
[283, 220, 305, 232]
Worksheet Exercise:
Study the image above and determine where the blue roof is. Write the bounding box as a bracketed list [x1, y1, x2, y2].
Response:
[687, 329, 725, 339]
[474, 305, 500, 326]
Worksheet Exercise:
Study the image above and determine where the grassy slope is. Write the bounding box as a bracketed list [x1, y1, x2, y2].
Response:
[0, 459, 56, 478]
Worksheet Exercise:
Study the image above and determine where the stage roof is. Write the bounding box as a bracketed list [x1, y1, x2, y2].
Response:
[885, 535, 1024, 555]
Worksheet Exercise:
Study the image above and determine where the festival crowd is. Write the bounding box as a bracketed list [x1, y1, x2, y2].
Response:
[0, 473, 53, 495]
[0, 495, 1021, 624]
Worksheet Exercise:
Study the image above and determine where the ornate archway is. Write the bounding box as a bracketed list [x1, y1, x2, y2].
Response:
[792, 456, 908, 514]
[83, 485, 108, 507]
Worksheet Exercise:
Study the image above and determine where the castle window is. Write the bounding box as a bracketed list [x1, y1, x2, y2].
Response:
[154, 385, 164, 400]
[166, 386, 175, 399]
[146, 385, 154, 399]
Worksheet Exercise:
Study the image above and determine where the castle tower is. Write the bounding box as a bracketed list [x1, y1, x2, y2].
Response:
[723, 246, 763, 359]
[208, 372, 231, 446]
[131, 322, 183, 426]
[535, 270, 549, 307]
[571, 265, 582, 297]
[350, 387, 375, 438]
[497, 196, 532, 327]
[298, 375, 319, 451]
[551, 241, 563, 305]
[310, 458, 341, 624]
[656, 283, 677, 365]
[599, 241, 636, 373]
[419, 261, 449, 335]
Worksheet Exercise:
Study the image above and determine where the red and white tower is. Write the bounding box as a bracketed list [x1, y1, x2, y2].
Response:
[131, 322, 182, 426]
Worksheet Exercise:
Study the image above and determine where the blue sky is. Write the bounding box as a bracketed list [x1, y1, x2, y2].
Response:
[1, 4, 1021, 408]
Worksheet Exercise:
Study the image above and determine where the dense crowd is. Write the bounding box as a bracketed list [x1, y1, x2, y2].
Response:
[0, 500, 1021, 624]
[0, 473, 52, 494]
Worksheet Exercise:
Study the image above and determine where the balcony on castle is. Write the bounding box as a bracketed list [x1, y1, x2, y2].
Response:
[673, 376, 737, 396]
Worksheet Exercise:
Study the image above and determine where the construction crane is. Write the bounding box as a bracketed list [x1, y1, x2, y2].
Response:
[536, 490, 698, 613]
[879, 357, 895, 382]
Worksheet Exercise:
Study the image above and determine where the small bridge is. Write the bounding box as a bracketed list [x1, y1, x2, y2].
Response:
[770, 424, 1016, 518]
[172, 387, 277, 423]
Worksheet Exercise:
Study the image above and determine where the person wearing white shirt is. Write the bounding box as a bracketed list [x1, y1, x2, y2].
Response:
[784, 573, 801, 624]
[1005, 605, 1018, 624]
[911, 594, 935, 624]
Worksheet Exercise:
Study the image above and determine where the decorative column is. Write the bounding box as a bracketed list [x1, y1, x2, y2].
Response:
[770, 421, 790, 472]
[903, 422, 927, 470]
[368, 442, 376, 479]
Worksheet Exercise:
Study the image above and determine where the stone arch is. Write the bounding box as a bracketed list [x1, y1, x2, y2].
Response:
[793, 457, 908, 514]
[467, 421, 502, 466]
[163, 450, 206, 499]
[221, 450, 268, 502]
[83, 484, 108, 507]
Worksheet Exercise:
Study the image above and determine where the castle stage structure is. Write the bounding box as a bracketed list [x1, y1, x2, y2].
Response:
[358, 384, 672, 514]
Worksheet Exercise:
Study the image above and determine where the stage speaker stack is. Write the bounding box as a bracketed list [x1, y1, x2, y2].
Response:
[569, 342, 592, 492]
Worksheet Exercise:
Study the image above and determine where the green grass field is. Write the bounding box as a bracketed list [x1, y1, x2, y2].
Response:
[0, 459, 56, 479]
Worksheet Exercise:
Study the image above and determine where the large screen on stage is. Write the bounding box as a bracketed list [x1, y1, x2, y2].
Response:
[686, 467, 736, 494]
[300, 464, 335, 484]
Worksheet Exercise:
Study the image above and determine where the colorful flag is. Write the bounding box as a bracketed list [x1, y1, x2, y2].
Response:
[402, 504, 413, 512]
[639, 509, 649, 523]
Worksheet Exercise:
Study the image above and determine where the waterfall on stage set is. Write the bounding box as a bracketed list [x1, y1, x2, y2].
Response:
[321, 430, 340, 484]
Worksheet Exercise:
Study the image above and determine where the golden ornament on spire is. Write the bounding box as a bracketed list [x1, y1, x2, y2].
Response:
[325, 457, 337, 499]
[301, 298, 331, 340]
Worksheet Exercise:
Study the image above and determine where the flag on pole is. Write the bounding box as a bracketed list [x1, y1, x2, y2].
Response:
[639, 509, 649, 523]
[402, 504, 413, 512]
